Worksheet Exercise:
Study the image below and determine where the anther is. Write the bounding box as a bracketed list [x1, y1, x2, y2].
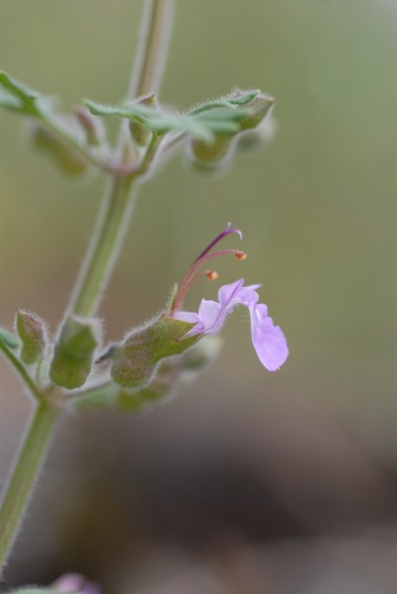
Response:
[235, 251, 247, 260]
[206, 270, 219, 280]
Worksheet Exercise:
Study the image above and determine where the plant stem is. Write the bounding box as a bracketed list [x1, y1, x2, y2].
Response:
[0, 339, 42, 402]
[70, 173, 135, 317]
[0, 0, 175, 571]
[0, 403, 60, 573]
[128, 0, 175, 99]
[70, 0, 174, 318]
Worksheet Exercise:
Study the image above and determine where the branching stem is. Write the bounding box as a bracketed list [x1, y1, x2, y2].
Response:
[0, 0, 174, 571]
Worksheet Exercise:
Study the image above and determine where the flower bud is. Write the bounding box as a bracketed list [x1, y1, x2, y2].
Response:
[50, 316, 100, 389]
[189, 132, 234, 170]
[111, 314, 199, 390]
[234, 91, 275, 131]
[29, 124, 88, 175]
[15, 310, 46, 365]
[73, 106, 105, 146]
[129, 93, 156, 146]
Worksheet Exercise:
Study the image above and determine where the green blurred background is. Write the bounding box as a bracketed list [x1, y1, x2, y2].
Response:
[1, 1, 397, 592]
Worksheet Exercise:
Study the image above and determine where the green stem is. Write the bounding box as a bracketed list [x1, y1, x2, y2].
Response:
[0, 0, 176, 574]
[0, 339, 42, 401]
[0, 403, 59, 573]
[70, 173, 136, 317]
[69, 0, 174, 318]
[128, 0, 175, 99]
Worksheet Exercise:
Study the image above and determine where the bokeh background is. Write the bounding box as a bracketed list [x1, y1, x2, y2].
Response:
[1, 0, 397, 592]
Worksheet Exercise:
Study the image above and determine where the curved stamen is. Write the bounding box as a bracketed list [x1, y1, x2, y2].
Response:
[193, 222, 243, 264]
[172, 247, 247, 314]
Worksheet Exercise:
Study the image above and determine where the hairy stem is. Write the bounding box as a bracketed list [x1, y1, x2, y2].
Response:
[128, 0, 175, 99]
[0, 403, 60, 573]
[0, 339, 42, 402]
[70, 0, 174, 318]
[70, 174, 135, 317]
[0, 0, 176, 572]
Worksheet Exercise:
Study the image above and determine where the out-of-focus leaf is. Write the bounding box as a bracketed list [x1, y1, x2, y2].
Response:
[0, 327, 19, 349]
[0, 71, 48, 117]
[85, 99, 249, 145]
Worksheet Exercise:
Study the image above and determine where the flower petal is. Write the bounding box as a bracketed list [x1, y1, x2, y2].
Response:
[249, 303, 289, 371]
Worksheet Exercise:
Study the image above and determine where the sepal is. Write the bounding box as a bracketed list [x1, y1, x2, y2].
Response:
[15, 310, 46, 365]
[129, 94, 156, 146]
[111, 314, 200, 390]
[76, 335, 222, 413]
[30, 124, 89, 176]
[49, 316, 100, 389]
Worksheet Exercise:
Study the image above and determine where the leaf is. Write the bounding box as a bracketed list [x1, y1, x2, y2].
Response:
[85, 99, 249, 145]
[0, 71, 45, 116]
[0, 327, 19, 349]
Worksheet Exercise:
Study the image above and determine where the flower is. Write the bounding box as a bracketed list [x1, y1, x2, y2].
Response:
[52, 573, 100, 594]
[173, 278, 288, 371]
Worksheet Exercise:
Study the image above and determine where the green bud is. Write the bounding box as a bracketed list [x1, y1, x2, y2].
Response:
[111, 315, 199, 390]
[116, 335, 222, 412]
[129, 93, 156, 146]
[15, 310, 45, 365]
[237, 114, 277, 151]
[50, 316, 100, 389]
[30, 124, 88, 176]
[233, 91, 275, 131]
[190, 133, 234, 168]
[75, 335, 222, 413]
[73, 105, 104, 146]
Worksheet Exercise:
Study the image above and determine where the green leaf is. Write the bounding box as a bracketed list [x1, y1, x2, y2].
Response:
[111, 314, 200, 390]
[0, 71, 45, 116]
[189, 90, 260, 114]
[49, 316, 100, 389]
[0, 327, 19, 349]
[16, 310, 46, 365]
[85, 99, 248, 145]
[84, 89, 273, 148]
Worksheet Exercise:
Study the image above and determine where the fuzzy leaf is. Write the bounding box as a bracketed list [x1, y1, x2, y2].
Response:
[85, 99, 249, 145]
[50, 316, 99, 389]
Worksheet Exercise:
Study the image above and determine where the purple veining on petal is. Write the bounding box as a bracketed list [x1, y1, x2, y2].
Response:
[173, 279, 288, 371]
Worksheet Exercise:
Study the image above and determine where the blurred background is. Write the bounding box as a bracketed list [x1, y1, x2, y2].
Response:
[1, 0, 397, 592]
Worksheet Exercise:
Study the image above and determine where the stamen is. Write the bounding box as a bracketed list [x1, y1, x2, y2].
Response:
[171, 225, 245, 314]
[193, 222, 243, 264]
[235, 251, 247, 260]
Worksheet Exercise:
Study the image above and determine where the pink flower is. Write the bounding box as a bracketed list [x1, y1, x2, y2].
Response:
[174, 278, 288, 371]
